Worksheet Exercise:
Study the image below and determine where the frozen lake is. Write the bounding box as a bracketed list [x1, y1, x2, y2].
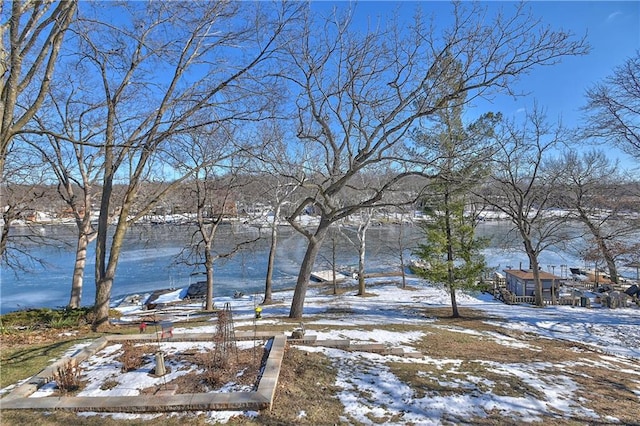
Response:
[0, 221, 600, 314]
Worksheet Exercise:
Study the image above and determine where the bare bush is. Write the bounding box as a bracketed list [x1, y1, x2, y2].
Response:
[119, 342, 150, 372]
[53, 359, 82, 394]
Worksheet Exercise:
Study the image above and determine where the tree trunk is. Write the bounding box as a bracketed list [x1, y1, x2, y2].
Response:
[444, 192, 460, 318]
[585, 218, 619, 284]
[603, 253, 619, 285]
[68, 230, 91, 308]
[332, 237, 337, 295]
[93, 247, 125, 330]
[0, 208, 10, 259]
[523, 240, 543, 307]
[530, 259, 543, 307]
[289, 220, 330, 318]
[263, 213, 278, 304]
[93, 196, 130, 331]
[205, 251, 215, 311]
[93, 173, 114, 331]
[450, 287, 459, 318]
[399, 248, 407, 289]
[93, 275, 113, 330]
[357, 221, 368, 296]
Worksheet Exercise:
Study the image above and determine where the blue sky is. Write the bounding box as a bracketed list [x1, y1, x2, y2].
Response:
[311, 1, 639, 167]
[487, 1, 638, 124]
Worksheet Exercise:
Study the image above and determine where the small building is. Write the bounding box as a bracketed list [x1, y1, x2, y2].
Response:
[504, 269, 560, 299]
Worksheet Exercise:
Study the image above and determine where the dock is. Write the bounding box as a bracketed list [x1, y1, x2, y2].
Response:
[310, 270, 350, 282]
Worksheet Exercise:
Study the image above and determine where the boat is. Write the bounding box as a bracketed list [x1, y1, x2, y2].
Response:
[570, 267, 616, 285]
[184, 281, 207, 300]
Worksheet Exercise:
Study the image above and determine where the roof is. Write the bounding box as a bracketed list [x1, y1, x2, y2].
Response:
[503, 269, 560, 280]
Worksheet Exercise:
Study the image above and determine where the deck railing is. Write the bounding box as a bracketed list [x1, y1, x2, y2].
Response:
[512, 296, 535, 304]
[496, 289, 582, 306]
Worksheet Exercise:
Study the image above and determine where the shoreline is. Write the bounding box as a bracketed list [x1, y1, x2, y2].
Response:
[3, 220, 639, 316]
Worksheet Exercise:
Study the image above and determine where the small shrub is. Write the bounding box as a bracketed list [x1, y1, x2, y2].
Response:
[48, 316, 78, 329]
[119, 341, 147, 372]
[100, 379, 119, 390]
[191, 350, 224, 387]
[475, 281, 493, 293]
[53, 359, 82, 394]
[0, 325, 21, 335]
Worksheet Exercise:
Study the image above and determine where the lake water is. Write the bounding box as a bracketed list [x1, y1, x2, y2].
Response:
[0, 221, 593, 314]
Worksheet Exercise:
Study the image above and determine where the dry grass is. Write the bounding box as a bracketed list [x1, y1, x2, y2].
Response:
[383, 307, 640, 425]
[0, 346, 343, 426]
[145, 346, 266, 394]
[118, 341, 152, 372]
[564, 363, 640, 423]
[1, 307, 639, 425]
[235, 346, 344, 425]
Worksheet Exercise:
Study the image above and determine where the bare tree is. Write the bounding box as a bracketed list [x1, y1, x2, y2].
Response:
[186, 177, 258, 310]
[248, 124, 305, 304]
[20, 73, 108, 308]
[261, 179, 299, 304]
[351, 208, 373, 295]
[0, 0, 77, 176]
[170, 126, 264, 311]
[20, 132, 99, 307]
[0, 0, 77, 256]
[476, 109, 570, 306]
[335, 181, 378, 296]
[62, 2, 302, 330]
[0, 144, 57, 270]
[583, 52, 640, 159]
[552, 149, 640, 284]
[282, 2, 588, 318]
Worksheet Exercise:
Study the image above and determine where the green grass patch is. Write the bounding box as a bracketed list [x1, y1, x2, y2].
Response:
[0, 307, 125, 332]
[0, 338, 88, 389]
[0, 307, 93, 330]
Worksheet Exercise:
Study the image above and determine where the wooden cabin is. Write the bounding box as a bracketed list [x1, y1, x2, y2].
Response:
[504, 269, 560, 299]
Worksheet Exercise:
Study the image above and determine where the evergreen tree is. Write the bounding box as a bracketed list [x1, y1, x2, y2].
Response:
[412, 57, 495, 318]
[414, 194, 488, 318]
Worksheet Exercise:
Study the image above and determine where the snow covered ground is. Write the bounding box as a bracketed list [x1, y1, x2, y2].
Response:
[5, 276, 640, 424]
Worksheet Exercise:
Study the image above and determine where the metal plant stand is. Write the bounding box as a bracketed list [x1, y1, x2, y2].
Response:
[212, 302, 237, 367]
